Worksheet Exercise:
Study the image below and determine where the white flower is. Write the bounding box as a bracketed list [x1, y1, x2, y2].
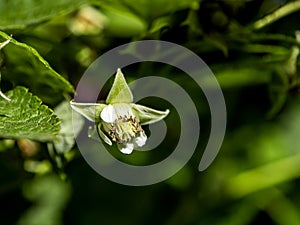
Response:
[100, 103, 147, 151]
[71, 69, 169, 154]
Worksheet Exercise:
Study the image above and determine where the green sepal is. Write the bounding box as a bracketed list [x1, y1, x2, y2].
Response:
[87, 124, 112, 146]
[97, 123, 112, 146]
[131, 103, 170, 125]
[106, 68, 133, 104]
[70, 100, 106, 122]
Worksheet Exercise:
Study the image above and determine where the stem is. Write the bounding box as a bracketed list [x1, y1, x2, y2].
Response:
[0, 35, 12, 102]
[225, 153, 300, 199]
[0, 35, 12, 49]
[0, 72, 11, 102]
[0, 91, 11, 102]
[251, 1, 300, 30]
[248, 33, 300, 48]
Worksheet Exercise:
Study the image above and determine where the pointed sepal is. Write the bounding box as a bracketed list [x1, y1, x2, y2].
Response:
[131, 104, 170, 125]
[70, 100, 106, 122]
[106, 68, 133, 104]
[97, 124, 112, 146]
[87, 125, 112, 146]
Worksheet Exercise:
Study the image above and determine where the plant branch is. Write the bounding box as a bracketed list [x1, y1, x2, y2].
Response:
[251, 1, 300, 30]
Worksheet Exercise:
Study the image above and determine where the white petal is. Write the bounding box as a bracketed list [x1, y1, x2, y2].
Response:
[119, 143, 134, 154]
[113, 103, 134, 118]
[135, 132, 147, 147]
[100, 105, 117, 123]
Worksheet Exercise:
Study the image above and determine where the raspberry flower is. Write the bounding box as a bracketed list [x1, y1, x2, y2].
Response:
[71, 69, 169, 154]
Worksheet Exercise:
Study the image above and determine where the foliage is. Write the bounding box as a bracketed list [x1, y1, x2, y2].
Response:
[1, 0, 300, 225]
[0, 31, 74, 104]
[0, 86, 60, 141]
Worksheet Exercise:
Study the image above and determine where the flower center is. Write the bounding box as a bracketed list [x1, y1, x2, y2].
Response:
[108, 115, 143, 144]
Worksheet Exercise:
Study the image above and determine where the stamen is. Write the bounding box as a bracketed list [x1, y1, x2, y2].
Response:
[108, 115, 143, 144]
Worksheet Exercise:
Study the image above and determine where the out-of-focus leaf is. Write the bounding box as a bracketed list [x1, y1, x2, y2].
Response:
[100, 7, 146, 37]
[17, 174, 71, 225]
[0, 0, 87, 30]
[93, 0, 197, 22]
[267, 71, 289, 118]
[0, 86, 60, 142]
[119, 0, 197, 21]
[237, 44, 290, 55]
[0, 31, 74, 104]
[226, 153, 300, 198]
[209, 63, 271, 88]
[205, 36, 228, 57]
[52, 101, 84, 154]
[224, 97, 300, 198]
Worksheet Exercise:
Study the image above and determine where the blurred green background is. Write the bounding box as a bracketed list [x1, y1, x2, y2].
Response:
[1, 0, 300, 224]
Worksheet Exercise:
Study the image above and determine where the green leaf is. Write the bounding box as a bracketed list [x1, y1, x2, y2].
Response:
[17, 174, 71, 225]
[52, 101, 85, 154]
[267, 69, 289, 118]
[0, 0, 87, 30]
[98, 5, 146, 37]
[0, 31, 74, 104]
[94, 0, 197, 21]
[70, 100, 106, 122]
[106, 68, 133, 104]
[0, 86, 60, 142]
[208, 61, 272, 88]
[131, 103, 169, 125]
